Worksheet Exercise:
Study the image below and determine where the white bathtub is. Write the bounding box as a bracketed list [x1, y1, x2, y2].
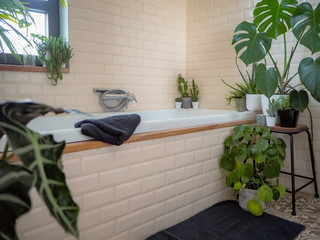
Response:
[0, 109, 256, 150]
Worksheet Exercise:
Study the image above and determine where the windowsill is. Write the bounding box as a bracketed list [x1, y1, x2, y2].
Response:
[0, 64, 70, 73]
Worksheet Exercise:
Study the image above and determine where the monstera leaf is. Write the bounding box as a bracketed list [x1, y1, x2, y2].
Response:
[255, 63, 279, 98]
[0, 101, 79, 239]
[0, 161, 33, 240]
[253, 0, 298, 39]
[289, 89, 309, 112]
[232, 21, 272, 66]
[291, 2, 320, 54]
[299, 57, 320, 103]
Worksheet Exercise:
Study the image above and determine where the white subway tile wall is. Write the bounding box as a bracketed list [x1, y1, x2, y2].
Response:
[4, 0, 320, 239]
[16, 128, 234, 240]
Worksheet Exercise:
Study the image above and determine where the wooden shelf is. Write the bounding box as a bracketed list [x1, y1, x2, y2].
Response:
[0, 64, 69, 73]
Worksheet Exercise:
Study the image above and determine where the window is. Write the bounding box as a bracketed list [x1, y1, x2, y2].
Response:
[0, 0, 60, 65]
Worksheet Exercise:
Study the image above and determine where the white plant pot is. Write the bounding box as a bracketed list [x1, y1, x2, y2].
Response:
[192, 102, 199, 109]
[175, 102, 182, 109]
[266, 116, 276, 127]
[246, 94, 262, 112]
[261, 94, 288, 115]
[239, 188, 266, 212]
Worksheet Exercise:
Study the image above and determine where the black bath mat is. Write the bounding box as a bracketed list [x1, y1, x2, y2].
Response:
[146, 200, 305, 240]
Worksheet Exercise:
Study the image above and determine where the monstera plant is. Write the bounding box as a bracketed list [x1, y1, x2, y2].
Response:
[0, 101, 79, 240]
[232, 0, 320, 112]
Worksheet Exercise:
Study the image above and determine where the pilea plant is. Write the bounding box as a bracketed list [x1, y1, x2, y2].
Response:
[0, 101, 79, 239]
[33, 35, 73, 86]
[220, 125, 287, 213]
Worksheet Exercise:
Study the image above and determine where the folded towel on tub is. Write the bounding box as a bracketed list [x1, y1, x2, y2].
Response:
[74, 114, 141, 146]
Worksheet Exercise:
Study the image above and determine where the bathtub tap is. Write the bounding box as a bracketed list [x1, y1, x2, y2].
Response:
[93, 88, 137, 112]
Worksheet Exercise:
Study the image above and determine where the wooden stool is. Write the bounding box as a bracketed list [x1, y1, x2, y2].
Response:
[270, 124, 319, 215]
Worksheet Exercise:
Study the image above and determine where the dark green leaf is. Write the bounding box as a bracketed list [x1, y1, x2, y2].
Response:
[272, 188, 280, 200]
[0, 102, 79, 238]
[220, 153, 236, 171]
[299, 57, 320, 103]
[241, 176, 249, 183]
[232, 21, 272, 66]
[234, 125, 245, 133]
[266, 146, 279, 158]
[254, 0, 298, 39]
[0, 161, 33, 240]
[232, 132, 244, 141]
[255, 63, 279, 98]
[254, 154, 265, 164]
[289, 89, 309, 112]
[264, 159, 281, 178]
[244, 125, 254, 133]
[258, 185, 273, 203]
[236, 144, 247, 162]
[256, 139, 269, 152]
[291, 2, 320, 54]
[226, 172, 240, 187]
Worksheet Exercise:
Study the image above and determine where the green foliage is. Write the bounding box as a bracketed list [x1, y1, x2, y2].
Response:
[175, 97, 182, 102]
[232, 0, 320, 109]
[266, 99, 277, 117]
[177, 74, 189, 97]
[0, 102, 80, 240]
[190, 79, 199, 102]
[33, 35, 73, 86]
[220, 125, 286, 207]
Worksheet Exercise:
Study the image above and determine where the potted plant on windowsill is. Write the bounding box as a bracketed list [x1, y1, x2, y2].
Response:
[177, 74, 192, 108]
[232, 0, 320, 114]
[33, 34, 73, 86]
[0, 101, 79, 240]
[190, 79, 199, 109]
[220, 125, 286, 216]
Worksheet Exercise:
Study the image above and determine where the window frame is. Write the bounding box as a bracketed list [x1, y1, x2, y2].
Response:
[0, 0, 60, 66]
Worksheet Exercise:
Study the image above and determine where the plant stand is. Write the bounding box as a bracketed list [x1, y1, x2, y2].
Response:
[270, 124, 319, 215]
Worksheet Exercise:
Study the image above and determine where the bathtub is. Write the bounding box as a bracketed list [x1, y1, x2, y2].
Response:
[0, 108, 256, 150]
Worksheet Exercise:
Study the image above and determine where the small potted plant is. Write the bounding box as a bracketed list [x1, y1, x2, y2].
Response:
[175, 97, 182, 109]
[266, 99, 277, 127]
[273, 91, 308, 128]
[220, 125, 286, 216]
[33, 34, 73, 86]
[221, 79, 246, 112]
[177, 74, 191, 108]
[190, 79, 199, 109]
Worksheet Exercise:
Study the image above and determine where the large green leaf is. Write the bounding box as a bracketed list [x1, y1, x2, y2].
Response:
[0, 161, 33, 240]
[291, 2, 320, 54]
[289, 89, 309, 112]
[0, 102, 79, 239]
[255, 63, 279, 98]
[253, 0, 298, 39]
[299, 57, 320, 103]
[220, 153, 235, 171]
[232, 21, 272, 66]
[258, 184, 273, 203]
[264, 159, 281, 178]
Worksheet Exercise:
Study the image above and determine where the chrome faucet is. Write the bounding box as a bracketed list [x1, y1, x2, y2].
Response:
[93, 88, 137, 111]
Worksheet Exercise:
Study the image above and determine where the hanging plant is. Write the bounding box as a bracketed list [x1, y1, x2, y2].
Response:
[33, 34, 73, 86]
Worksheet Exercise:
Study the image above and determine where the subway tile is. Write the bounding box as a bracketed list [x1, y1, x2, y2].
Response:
[143, 173, 166, 192]
[131, 221, 155, 240]
[154, 156, 175, 173]
[143, 202, 166, 222]
[155, 184, 176, 203]
[117, 210, 142, 233]
[84, 221, 116, 240]
[82, 152, 114, 175]
[116, 180, 142, 200]
[67, 174, 99, 196]
[166, 168, 185, 185]
[114, 148, 142, 167]
[100, 167, 129, 189]
[78, 209, 101, 231]
[130, 161, 154, 180]
[23, 223, 66, 240]
[130, 191, 154, 212]
[83, 187, 114, 211]
[101, 200, 130, 223]
[166, 195, 185, 213]
[143, 143, 166, 161]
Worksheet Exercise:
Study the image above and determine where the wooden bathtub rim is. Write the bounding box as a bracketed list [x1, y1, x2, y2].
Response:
[3, 118, 256, 163]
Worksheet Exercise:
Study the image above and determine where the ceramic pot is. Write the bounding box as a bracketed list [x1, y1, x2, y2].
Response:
[266, 116, 276, 127]
[181, 97, 192, 109]
[261, 95, 288, 115]
[239, 188, 266, 211]
[246, 94, 262, 112]
[175, 102, 182, 109]
[277, 109, 299, 128]
[234, 98, 247, 112]
[192, 102, 199, 109]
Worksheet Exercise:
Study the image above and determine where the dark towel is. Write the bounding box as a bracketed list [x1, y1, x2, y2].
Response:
[74, 114, 141, 146]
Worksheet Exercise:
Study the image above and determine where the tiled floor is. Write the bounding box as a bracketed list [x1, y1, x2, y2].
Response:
[265, 193, 320, 240]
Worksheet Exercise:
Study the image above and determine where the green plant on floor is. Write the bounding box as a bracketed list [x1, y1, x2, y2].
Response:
[177, 74, 189, 97]
[190, 79, 199, 102]
[232, 0, 320, 110]
[220, 125, 287, 215]
[33, 35, 73, 86]
[0, 101, 79, 240]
